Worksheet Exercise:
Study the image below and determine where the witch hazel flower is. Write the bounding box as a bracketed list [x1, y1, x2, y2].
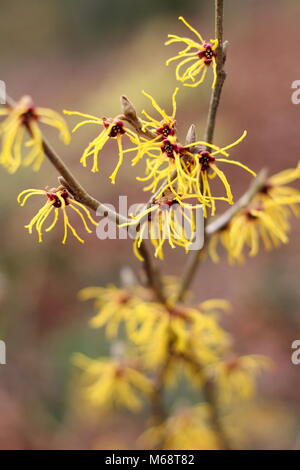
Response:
[0, 95, 70, 173]
[63, 110, 141, 184]
[165, 16, 218, 89]
[17, 187, 97, 244]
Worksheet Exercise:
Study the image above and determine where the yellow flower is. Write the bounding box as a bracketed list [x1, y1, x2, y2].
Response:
[78, 285, 148, 339]
[141, 405, 219, 450]
[127, 301, 229, 372]
[208, 222, 235, 264]
[141, 88, 178, 137]
[0, 95, 70, 173]
[165, 16, 218, 88]
[79, 280, 231, 385]
[17, 187, 97, 244]
[209, 202, 292, 264]
[74, 354, 152, 412]
[131, 133, 199, 199]
[208, 163, 300, 263]
[63, 110, 140, 184]
[185, 131, 255, 216]
[206, 354, 271, 404]
[120, 189, 203, 261]
[258, 161, 300, 214]
[229, 200, 293, 262]
[135, 134, 194, 196]
[131, 88, 179, 166]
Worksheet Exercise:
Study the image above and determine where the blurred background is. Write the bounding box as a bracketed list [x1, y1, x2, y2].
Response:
[0, 0, 300, 449]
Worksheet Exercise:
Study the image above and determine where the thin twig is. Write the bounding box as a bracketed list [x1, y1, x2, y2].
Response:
[138, 242, 167, 304]
[204, 1, 227, 144]
[177, 0, 227, 301]
[150, 357, 170, 426]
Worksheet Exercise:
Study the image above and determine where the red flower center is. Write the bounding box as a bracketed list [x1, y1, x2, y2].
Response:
[161, 139, 176, 158]
[156, 121, 176, 138]
[46, 189, 70, 208]
[158, 199, 179, 210]
[225, 356, 240, 373]
[20, 107, 38, 126]
[259, 182, 273, 195]
[199, 151, 215, 171]
[116, 291, 131, 305]
[161, 139, 184, 159]
[245, 206, 263, 220]
[104, 119, 126, 138]
[197, 43, 217, 65]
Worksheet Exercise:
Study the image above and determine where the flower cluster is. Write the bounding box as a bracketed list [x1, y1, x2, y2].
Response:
[0, 86, 256, 256]
[60, 85, 255, 260]
[117, 89, 254, 258]
[127, 301, 230, 377]
[79, 283, 230, 368]
[75, 280, 270, 448]
[128, 90, 254, 216]
[62, 88, 255, 218]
